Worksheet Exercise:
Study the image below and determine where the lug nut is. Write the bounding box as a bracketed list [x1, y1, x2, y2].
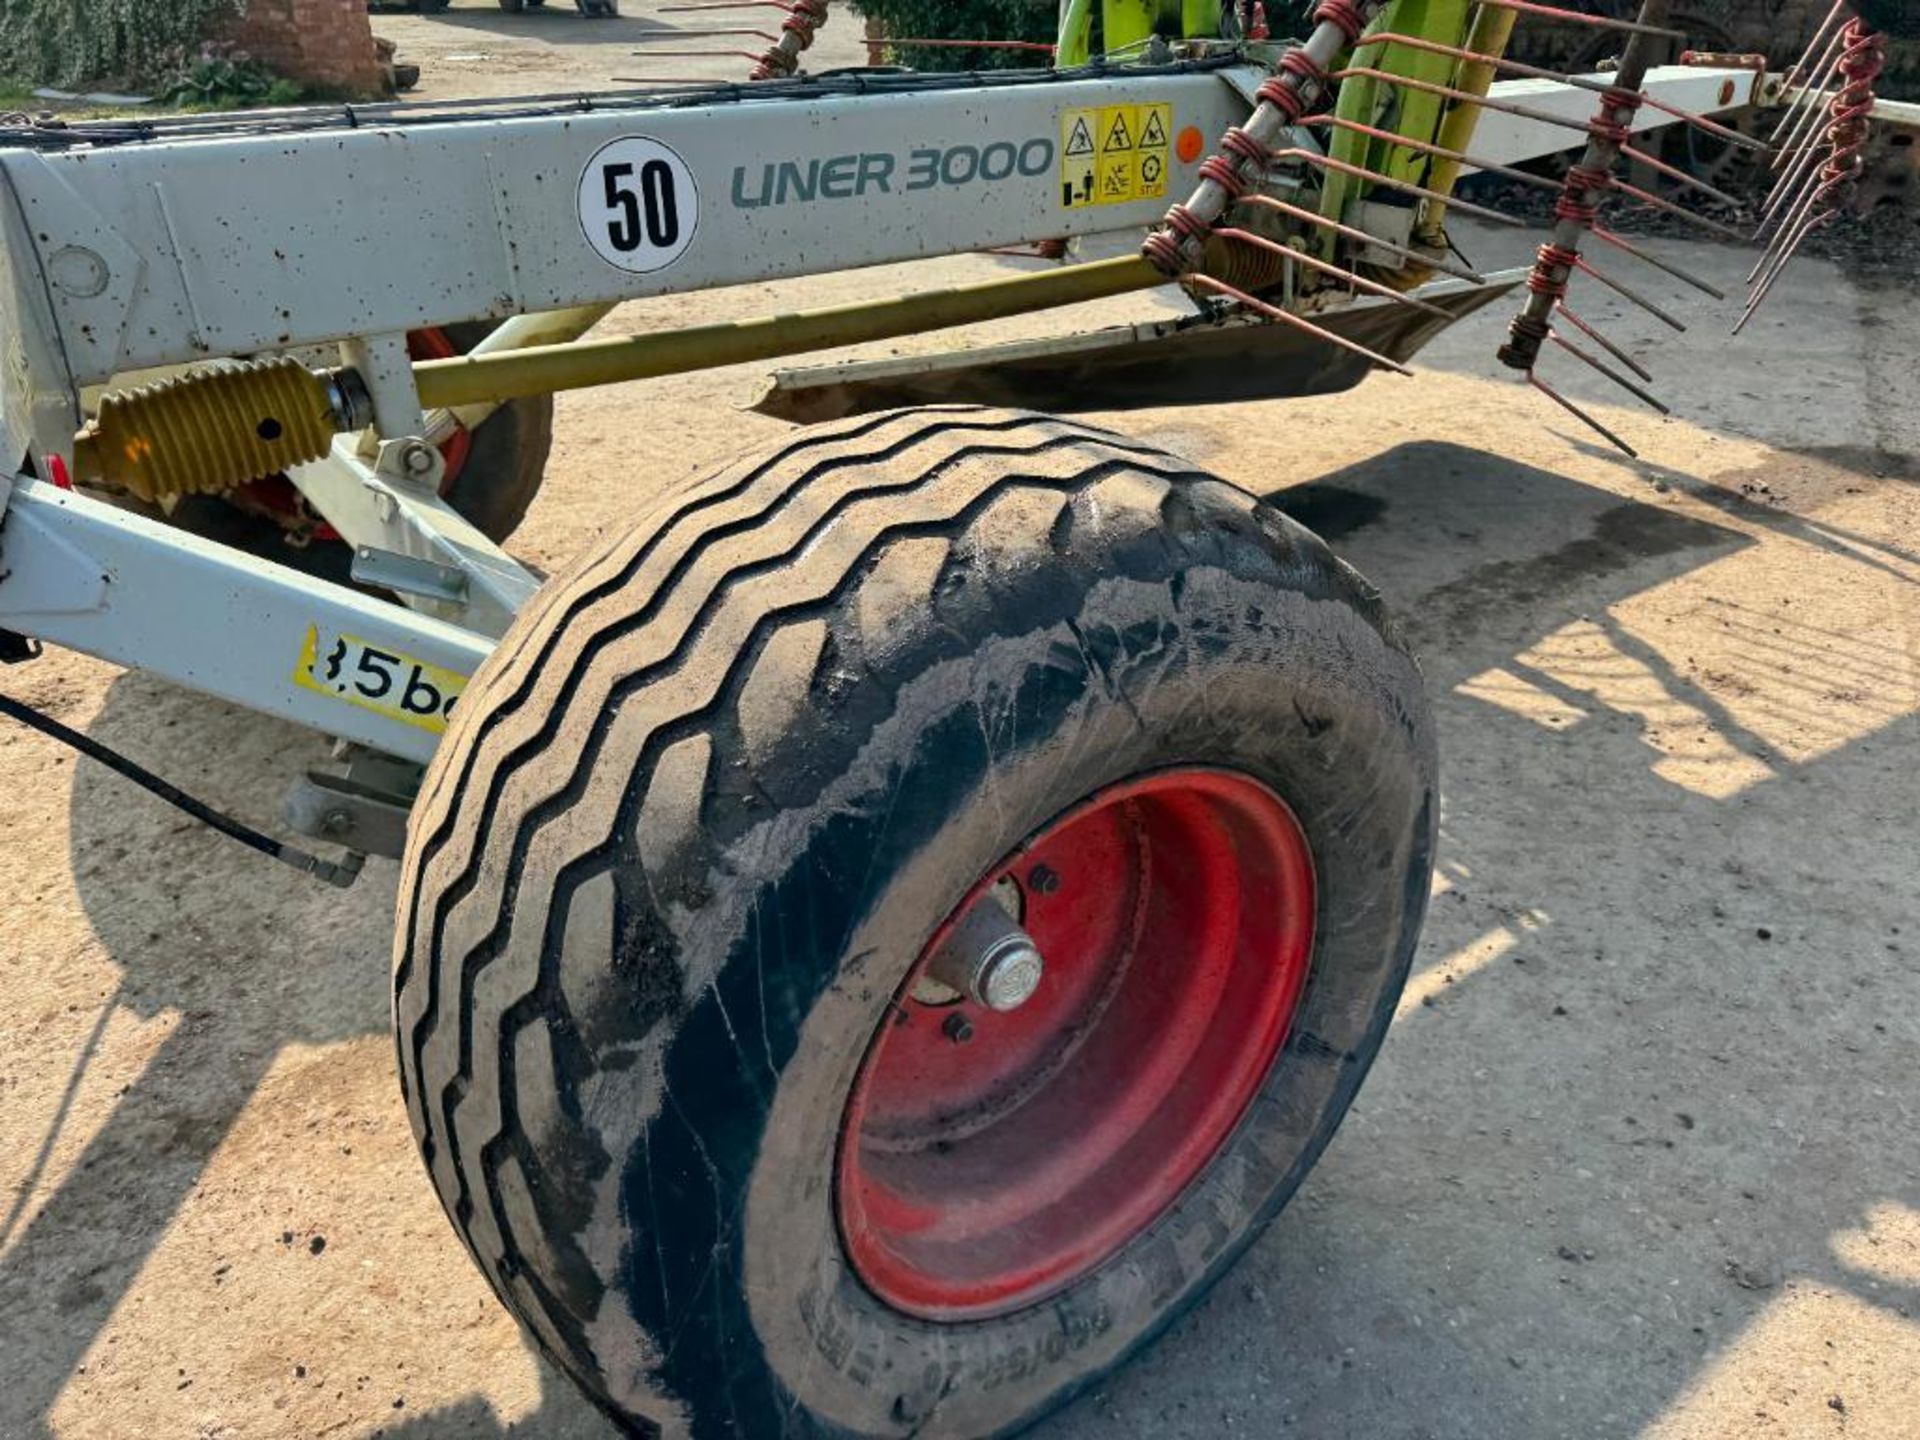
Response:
[927, 894, 1046, 1013]
[943, 1014, 974, 1044]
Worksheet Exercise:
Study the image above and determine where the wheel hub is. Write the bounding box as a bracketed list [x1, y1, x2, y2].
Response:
[835, 768, 1317, 1321]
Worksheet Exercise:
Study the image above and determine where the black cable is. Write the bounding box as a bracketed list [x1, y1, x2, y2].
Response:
[0, 690, 362, 888]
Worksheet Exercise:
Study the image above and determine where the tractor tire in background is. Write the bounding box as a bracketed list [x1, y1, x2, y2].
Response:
[418, 322, 555, 546]
[1508, 0, 1920, 100]
[393, 406, 1437, 1436]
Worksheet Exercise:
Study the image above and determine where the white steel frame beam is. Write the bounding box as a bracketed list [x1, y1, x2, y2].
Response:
[0, 476, 490, 764]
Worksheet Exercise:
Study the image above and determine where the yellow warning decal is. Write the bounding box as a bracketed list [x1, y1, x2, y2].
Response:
[1060, 102, 1172, 209]
[294, 624, 468, 735]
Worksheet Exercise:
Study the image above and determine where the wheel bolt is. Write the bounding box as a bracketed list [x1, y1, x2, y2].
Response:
[1028, 863, 1061, 894]
[943, 1014, 974, 1044]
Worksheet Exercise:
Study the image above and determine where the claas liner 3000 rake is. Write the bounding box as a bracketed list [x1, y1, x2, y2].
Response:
[0, 1, 1913, 1434]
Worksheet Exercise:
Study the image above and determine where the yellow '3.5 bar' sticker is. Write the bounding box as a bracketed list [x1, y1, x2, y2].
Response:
[1060, 102, 1171, 209]
[294, 624, 468, 735]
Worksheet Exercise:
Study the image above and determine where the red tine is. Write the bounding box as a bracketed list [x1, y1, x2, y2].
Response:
[869, 38, 1056, 53]
[1328, 59, 1757, 214]
[1776, 0, 1851, 94]
[1360, 30, 1766, 150]
[616, 50, 765, 64]
[1555, 301, 1655, 382]
[1742, 17, 1884, 328]
[1765, 23, 1883, 213]
[1770, 16, 1850, 145]
[1188, 273, 1416, 376]
[1468, 0, 1685, 42]
[1213, 227, 1458, 317]
[1589, 225, 1726, 299]
[1241, 193, 1490, 282]
[1614, 141, 1744, 208]
[1772, 31, 1850, 155]
[1575, 254, 1687, 331]
[660, 0, 806, 10]
[1549, 331, 1672, 413]
[633, 27, 782, 42]
[1607, 175, 1746, 241]
[1761, 124, 1833, 229]
[1530, 373, 1642, 457]
[1267, 146, 1529, 227]
[1334, 64, 1603, 135]
[1336, 61, 1751, 205]
[1303, 113, 1564, 192]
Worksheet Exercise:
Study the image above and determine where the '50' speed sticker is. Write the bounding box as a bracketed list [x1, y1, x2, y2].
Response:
[294, 625, 468, 734]
[579, 136, 700, 273]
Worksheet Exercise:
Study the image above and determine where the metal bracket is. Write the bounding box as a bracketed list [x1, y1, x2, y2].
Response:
[289, 432, 540, 637]
[283, 743, 423, 859]
[283, 770, 411, 859]
[351, 544, 470, 605]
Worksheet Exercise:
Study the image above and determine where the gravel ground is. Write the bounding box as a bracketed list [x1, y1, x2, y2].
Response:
[2, 10, 1918, 1439]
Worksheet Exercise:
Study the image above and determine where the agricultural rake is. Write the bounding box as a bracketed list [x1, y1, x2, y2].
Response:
[0, 2, 1911, 1434]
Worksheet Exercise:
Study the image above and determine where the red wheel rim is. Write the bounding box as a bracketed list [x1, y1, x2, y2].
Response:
[836, 767, 1316, 1321]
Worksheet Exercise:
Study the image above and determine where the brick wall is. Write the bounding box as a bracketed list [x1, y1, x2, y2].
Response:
[222, 0, 387, 98]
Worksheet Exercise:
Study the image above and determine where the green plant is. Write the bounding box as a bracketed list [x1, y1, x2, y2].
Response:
[0, 0, 244, 89]
[853, 0, 1058, 71]
[163, 42, 281, 109]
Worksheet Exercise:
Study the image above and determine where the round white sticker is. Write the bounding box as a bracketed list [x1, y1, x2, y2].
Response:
[578, 136, 699, 273]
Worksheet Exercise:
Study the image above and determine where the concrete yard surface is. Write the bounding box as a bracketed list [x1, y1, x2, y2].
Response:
[3, 9, 1919, 1438]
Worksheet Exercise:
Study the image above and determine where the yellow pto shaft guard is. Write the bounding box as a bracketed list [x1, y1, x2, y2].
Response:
[74, 357, 344, 503]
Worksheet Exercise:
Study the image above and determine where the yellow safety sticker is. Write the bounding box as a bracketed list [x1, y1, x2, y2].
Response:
[294, 624, 468, 735]
[1060, 101, 1172, 209]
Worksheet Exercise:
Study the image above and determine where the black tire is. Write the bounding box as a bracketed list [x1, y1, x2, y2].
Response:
[393, 407, 1436, 1437]
[433, 322, 555, 546]
[576, 0, 617, 15]
[498, 0, 526, 11]
[417, 0, 451, 12]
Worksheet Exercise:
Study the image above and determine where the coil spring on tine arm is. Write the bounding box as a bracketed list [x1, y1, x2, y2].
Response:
[1255, 49, 1331, 119]
[1142, 204, 1214, 272]
[1822, 22, 1884, 186]
[1142, 0, 1388, 278]
[1525, 244, 1581, 303]
[1589, 85, 1643, 144]
[1314, 0, 1369, 45]
[1555, 164, 1610, 226]
[1739, 17, 1885, 329]
[751, 0, 828, 79]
